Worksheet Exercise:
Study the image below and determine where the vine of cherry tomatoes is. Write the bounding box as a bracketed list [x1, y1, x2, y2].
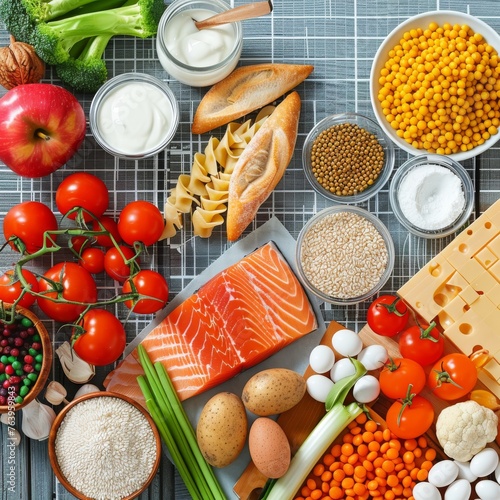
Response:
[0, 172, 170, 366]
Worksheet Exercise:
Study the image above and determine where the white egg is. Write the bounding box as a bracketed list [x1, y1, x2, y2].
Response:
[475, 479, 500, 500]
[356, 344, 388, 371]
[454, 460, 478, 483]
[494, 460, 500, 483]
[428, 460, 459, 488]
[331, 329, 363, 357]
[353, 375, 380, 403]
[444, 479, 471, 500]
[470, 448, 499, 477]
[306, 374, 334, 403]
[330, 358, 356, 382]
[412, 481, 442, 500]
[309, 345, 335, 373]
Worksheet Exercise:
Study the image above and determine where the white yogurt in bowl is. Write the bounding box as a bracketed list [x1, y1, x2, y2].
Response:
[89, 73, 179, 159]
[156, 0, 243, 87]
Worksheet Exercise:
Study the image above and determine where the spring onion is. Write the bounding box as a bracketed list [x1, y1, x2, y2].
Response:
[137, 344, 226, 500]
[261, 357, 367, 500]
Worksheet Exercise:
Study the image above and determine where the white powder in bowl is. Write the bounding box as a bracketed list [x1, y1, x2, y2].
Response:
[54, 396, 158, 500]
[397, 164, 465, 230]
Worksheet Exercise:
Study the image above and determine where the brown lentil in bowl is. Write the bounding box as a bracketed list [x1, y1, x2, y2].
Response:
[295, 206, 395, 305]
[302, 113, 395, 204]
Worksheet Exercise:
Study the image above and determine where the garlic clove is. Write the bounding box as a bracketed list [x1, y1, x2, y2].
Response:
[73, 384, 101, 400]
[44, 381, 68, 406]
[21, 399, 56, 441]
[56, 341, 95, 384]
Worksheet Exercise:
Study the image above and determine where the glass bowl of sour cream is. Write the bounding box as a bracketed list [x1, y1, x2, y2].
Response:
[89, 73, 179, 159]
[389, 155, 474, 239]
[156, 0, 243, 87]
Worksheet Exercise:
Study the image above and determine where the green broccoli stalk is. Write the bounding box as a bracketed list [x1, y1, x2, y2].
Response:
[24, 0, 106, 22]
[55, 34, 111, 92]
[35, 0, 164, 64]
[0, 0, 165, 65]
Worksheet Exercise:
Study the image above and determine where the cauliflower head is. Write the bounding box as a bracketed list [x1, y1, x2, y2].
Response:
[436, 400, 498, 462]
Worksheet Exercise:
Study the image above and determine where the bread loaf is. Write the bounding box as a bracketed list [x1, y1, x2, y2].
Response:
[192, 63, 312, 134]
[226, 91, 301, 241]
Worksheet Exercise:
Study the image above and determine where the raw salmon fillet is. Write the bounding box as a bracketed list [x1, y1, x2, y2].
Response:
[104, 242, 317, 402]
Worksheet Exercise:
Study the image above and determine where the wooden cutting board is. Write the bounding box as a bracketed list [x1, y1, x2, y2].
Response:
[233, 320, 500, 500]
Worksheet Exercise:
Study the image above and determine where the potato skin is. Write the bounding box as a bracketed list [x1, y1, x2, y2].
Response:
[242, 368, 306, 416]
[196, 392, 248, 468]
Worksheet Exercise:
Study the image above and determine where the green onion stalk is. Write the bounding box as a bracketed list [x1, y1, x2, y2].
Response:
[137, 345, 226, 500]
[261, 358, 367, 500]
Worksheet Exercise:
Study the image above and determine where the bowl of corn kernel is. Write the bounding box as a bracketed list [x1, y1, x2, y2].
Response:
[370, 10, 500, 161]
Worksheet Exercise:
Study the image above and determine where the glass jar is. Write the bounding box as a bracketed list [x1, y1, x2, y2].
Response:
[156, 0, 243, 87]
[89, 73, 179, 159]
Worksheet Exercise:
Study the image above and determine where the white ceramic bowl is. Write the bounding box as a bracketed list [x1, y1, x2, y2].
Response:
[370, 10, 500, 161]
[389, 154, 474, 238]
[296, 206, 395, 305]
[302, 113, 395, 204]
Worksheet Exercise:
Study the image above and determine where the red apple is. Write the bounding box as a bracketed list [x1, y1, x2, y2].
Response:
[0, 83, 86, 177]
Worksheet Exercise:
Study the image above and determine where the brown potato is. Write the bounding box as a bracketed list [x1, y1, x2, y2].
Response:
[196, 392, 248, 468]
[242, 368, 306, 416]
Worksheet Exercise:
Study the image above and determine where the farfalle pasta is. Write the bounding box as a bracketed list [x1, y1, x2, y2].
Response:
[163, 109, 274, 239]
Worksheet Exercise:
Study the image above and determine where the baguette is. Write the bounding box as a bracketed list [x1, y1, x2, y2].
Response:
[192, 63, 312, 134]
[226, 91, 301, 241]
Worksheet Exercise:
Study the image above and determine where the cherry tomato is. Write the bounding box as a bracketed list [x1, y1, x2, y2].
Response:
[428, 353, 478, 400]
[0, 269, 39, 308]
[386, 393, 434, 439]
[3, 201, 58, 254]
[55, 172, 109, 222]
[72, 309, 126, 366]
[69, 235, 92, 254]
[379, 357, 426, 400]
[398, 322, 444, 366]
[80, 247, 105, 274]
[367, 295, 409, 337]
[117, 201, 165, 246]
[92, 215, 122, 247]
[37, 262, 98, 323]
[104, 246, 138, 282]
[122, 270, 169, 314]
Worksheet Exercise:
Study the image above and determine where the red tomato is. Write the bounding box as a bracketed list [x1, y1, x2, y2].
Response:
[72, 309, 126, 366]
[3, 201, 58, 254]
[80, 247, 105, 275]
[56, 172, 109, 222]
[69, 235, 92, 254]
[122, 270, 169, 314]
[117, 201, 165, 246]
[104, 246, 138, 282]
[428, 353, 478, 400]
[379, 357, 426, 400]
[0, 269, 39, 308]
[367, 295, 409, 337]
[92, 215, 122, 247]
[398, 322, 444, 366]
[37, 262, 98, 323]
[386, 394, 434, 439]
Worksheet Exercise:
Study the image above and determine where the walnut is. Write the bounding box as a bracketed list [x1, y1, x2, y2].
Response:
[0, 35, 45, 90]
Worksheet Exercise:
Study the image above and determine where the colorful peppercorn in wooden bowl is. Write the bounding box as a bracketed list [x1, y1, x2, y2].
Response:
[302, 112, 395, 204]
[370, 10, 500, 162]
[48, 391, 162, 500]
[0, 304, 52, 413]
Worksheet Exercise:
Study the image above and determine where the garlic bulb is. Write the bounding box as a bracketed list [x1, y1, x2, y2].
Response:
[74, 384, 101, 399]
[21, 399, 56, 441]
[56, 342, 95, 384]
[44, 381, 68, 405]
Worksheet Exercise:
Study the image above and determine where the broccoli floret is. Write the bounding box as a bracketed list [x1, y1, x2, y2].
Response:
[0, 0, 165, 65]
[55, 34, 111, 92]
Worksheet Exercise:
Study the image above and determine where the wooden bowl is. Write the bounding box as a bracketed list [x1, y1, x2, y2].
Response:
[48, 391, 161, 500]
[0, 305, 52, 413]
